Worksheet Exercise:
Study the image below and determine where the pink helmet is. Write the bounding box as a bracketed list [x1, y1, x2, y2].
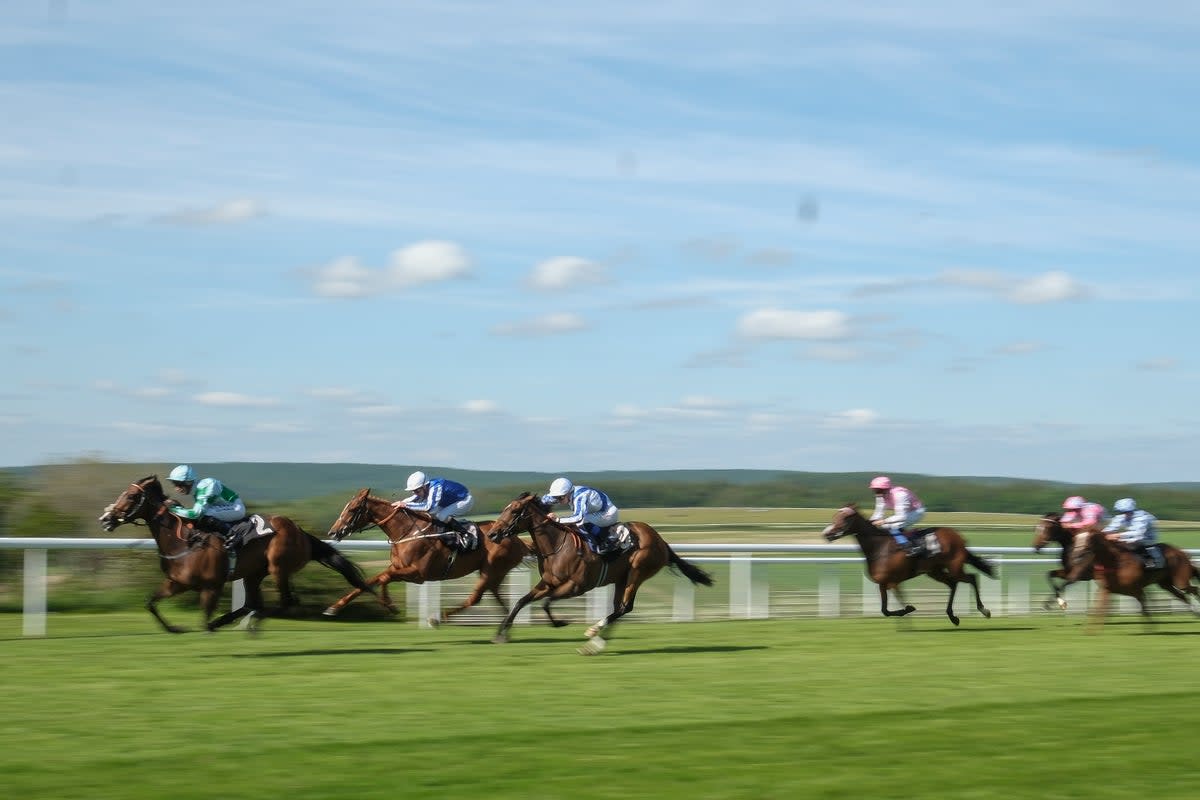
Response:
[1062, 495, 1085, 510]
[869, 476, 892, 491]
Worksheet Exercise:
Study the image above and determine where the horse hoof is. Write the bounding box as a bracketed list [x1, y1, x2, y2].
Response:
[1056, 598, 1069, 610]
[981, 609, 992, 619]
[322, 607, 339, 617]
[427, 616, 441, 628]
[551, 619, 569, 628]
[585, 626, 599, 638]
[949, 616, 960, 626]
[903, 605, 916, 614]
[492, 633, 509, 644]
[578, 637, 607, 655]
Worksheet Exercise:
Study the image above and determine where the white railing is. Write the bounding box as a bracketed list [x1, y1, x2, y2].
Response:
[3, 538, 1196, 635]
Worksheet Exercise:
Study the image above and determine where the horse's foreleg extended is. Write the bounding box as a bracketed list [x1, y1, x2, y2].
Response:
[323, 570, 396, 616]
[146, 579, 192, 634]
[1043, 569, 1071, 611]
[880, 584, 916, 617]
[586, 580, 633, 640]
[493, 582, 553, 643]
[437, 573, 498, 626]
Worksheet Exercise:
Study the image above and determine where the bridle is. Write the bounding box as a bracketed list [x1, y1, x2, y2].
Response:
[491, 496, 571, 557]
[102, 481, 197, 558]
[331, 495, 431, 542]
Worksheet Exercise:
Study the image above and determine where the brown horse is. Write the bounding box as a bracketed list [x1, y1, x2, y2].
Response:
[98, 476, 373, 633]
[822, 504, 995, 625]
[486, 492, 713, 653]
[323, 488, 566, 627]
[1032, 512, 1104, 610]
[1064, 529, 1200, 628]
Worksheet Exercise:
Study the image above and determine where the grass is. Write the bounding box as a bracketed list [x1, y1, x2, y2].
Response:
[3, 611, 1198, 799]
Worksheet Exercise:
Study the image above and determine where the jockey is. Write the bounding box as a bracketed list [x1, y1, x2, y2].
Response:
[394, 471, 474, 538]
[1102, 497, 1163, 569]
[869, 476, 926, 557]
[541, 477, 620, 554]
[1061, 495, 1107, 533]
[165, 465, 248, 550]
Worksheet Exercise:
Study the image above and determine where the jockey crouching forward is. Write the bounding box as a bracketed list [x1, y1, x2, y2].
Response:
[1060, 495, 1107, 564]
[394, 471, 475, 548]
[542, 477, 621, 555]
[1103, 497, 1163, 569]
[166, 464, 248, 551]
[869, 476, 926, 557]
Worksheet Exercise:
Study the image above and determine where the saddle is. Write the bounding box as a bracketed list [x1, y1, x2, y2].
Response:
[439, 521, 481, 553]
[905, 528, 940, 558]
[585, 524, 636, 559]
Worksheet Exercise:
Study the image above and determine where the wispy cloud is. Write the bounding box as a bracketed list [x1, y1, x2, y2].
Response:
[738, 309, 851, 340]
[526, 256, 607, 291]
[194, 391, 280, 408]
[491, 312, 587, 336]
[158, 198, 266, 226]
[309, 241, 473, 298]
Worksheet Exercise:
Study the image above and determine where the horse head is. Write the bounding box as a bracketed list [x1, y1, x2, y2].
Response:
[328, 488, 374, 541]
[1032, 512, 1066, 553]
[821, 503, 861, 542]
[99, 475, 166, 531]
[488, 492, 543, 542]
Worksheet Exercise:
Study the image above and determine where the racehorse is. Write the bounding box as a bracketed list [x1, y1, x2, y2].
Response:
[99, 476, 373, 633]
[1032, 512, 1101, 610]
[1065, 527, 1200, 629]
[486, 492, 713, 653]
[822, 504, 995, 625]
[323, 488, 567, 627]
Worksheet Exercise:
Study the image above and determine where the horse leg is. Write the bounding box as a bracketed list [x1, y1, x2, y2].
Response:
[586, 578, 629, 640]
[880, 583, 915, 617]
[436, 572, 495, 626]
[493, 582, 553, 644]
[927, 573, 961, 626]
[541, 599, 569, 627]
[1086, 586, 1111, 634]
[207, 577, 265, 632]
[146, 579, 190, 634]
[961, 571, 992, 620]
[1044, 569, 1071, 611]
[323, 570, 396, 616]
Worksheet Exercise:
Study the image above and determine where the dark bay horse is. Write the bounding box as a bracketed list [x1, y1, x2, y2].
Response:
[99, 476, 373, 633]
[1065, 529, 1200, 629]
[822, 504, 994, 625]
[486, 492, 713, 653]
[1032, 512, 1105, 610]
[323, 488, 566, 627]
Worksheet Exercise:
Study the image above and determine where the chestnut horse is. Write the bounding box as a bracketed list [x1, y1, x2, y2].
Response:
[323, 488, 566, 627]
[822, 504, 995, 625]
[99, 476, 373, 633]
[1065, 528, 1200, 629]
[486, 492, 713, 653]
[1032, 512, 1103, 610]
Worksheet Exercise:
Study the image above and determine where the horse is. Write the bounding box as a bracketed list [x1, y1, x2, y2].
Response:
[822, 503, 995, 625]
[323, 488, 567, 627]
[1032, 512, 1103, 610]
[98, 475, 374, 633]
[1064, 528, 1200, 629]
[486, 491, 713, 653]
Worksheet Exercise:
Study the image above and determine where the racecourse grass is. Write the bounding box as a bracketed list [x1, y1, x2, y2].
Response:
[3, 611, 1198, 800]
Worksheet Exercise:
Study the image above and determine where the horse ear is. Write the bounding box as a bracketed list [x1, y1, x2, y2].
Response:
[846, 501, 858, 510]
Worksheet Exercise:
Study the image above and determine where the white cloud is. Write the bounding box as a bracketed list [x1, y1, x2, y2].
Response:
[738, 308, 851, 340]
[348, 404, 405, 416]
[1007, 270, 1087, 304]
[249, 421, 309, 434]
[159, 198, 266, 225]
[462, 399, 499, 414]
[491, 312, 587, 336]
[194, 392, 280, 408]
[1135, 356, 1178, 371]
[994, 340, 1046, 355]
[312, 256, 378, 298]
[825, 408, 880, 428]
[526, 256, 606, 291]
[305, 386, 364, 401]
[388, 240, 472, 288]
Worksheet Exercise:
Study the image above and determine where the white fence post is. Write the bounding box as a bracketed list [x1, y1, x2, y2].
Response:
[819, 570, 840, 617]
[23, 549, 48, 637]
[730, 557, 752, 618]
[673, 575, 696, 621]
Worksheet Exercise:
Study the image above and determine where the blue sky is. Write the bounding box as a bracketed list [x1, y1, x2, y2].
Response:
[2, 1, 1198, 483]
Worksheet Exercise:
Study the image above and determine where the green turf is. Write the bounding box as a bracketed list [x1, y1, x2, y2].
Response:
[3, 611, 1197, 799]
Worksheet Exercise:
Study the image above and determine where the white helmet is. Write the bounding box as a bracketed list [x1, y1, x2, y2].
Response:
[1114, 497, 1137, 513]
[549, 477, 573, 497]
[405, 471, 428, 491]
[168, 464, 196, 483]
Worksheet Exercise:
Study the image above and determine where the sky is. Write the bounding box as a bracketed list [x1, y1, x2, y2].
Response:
[2, 1, 1198, 484]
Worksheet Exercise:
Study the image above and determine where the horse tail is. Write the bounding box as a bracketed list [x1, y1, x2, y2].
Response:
[966, 549, 996, 578]
[306, 533, 374, 593]
[667, 546, 714, 587]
